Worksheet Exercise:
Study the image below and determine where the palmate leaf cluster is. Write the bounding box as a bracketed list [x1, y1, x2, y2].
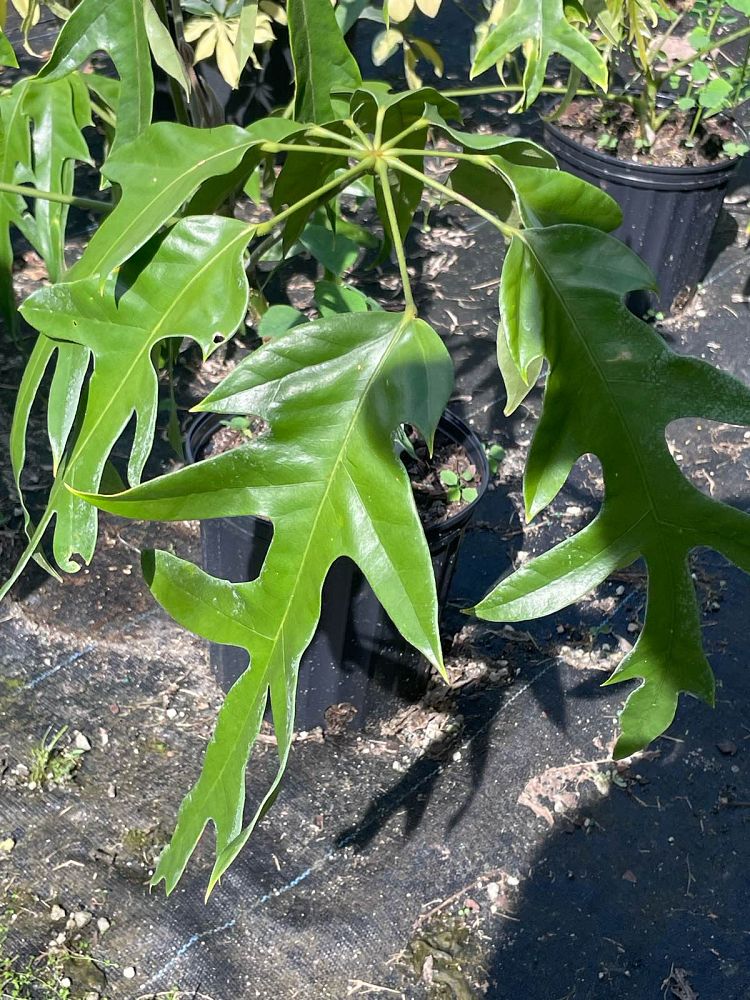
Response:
[1, 0, 749, 895]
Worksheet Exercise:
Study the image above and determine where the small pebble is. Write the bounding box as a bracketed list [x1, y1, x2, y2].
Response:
[506, 875, 519, 887]
[166, 707, 178, 720]
[73, 732, 92, 752]
[59, 978, 71, 989]
[96, 916, 111, 935]
[0, 837, 15, 853]
[123, 967, 136, 980]
[486, 881, 500, 902]
[107, 782, 117, 799]
[49, 904, 66, 922]
[556, 624, 565, 634]
[615, 585, 625, 596]
[626, 622, 639, 633]
[73, 910, 92, 928]
[452, 751, 462, 762]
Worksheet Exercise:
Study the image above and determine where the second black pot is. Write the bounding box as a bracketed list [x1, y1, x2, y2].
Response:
[543, 120, 743, 314]
[185, 410, 489, 731]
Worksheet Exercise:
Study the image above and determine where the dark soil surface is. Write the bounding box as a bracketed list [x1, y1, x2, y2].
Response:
[557, 98, 740, 167]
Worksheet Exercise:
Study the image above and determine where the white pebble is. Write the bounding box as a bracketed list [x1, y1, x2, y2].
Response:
[49, 904, 66, 922]
[627, 622, 639, 633]
[73, 732, 92, 752]
[123, 967, 136, 980]
[96, 917, 111, 935]
[73, 910, 92, 928]
[615, 585, 625, 596]
[165, 707, 177, 720]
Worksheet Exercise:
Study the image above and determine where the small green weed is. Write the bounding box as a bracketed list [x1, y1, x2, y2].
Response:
[440, 467, 478, 504]
[28, 729, 83, 789]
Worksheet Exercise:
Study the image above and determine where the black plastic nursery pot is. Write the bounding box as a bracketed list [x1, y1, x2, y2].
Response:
[543, 119, 744, 314]
[185, 410, 489, 731]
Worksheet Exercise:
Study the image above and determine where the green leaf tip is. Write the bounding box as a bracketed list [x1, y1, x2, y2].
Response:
[479, 223, 750, 758]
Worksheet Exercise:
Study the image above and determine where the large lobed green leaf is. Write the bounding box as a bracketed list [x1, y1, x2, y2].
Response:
[2, 216, 252, 594]
[474, 224, 750, 758]
[0, 75, 92, 330]
[471, 0, 607, 109]
[78, 309, 453, 894]
[6, 119, 300, 593]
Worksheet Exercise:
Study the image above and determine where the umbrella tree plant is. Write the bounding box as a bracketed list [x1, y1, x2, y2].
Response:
[2, 0, 750, 896]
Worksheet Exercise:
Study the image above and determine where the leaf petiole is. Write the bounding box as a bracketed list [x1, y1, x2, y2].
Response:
[0, 180, 111, 214]
[388, 157, 519, 240]
[376, 161, 416, 313]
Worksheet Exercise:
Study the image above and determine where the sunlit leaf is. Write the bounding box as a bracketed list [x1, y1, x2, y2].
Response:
[78, 310, 453, 894]
[474, 225, 750, 758]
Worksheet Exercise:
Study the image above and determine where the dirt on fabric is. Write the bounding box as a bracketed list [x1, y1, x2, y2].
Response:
[557, 98, 740, 167]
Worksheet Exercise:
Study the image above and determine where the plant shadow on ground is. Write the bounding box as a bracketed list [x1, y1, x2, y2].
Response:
[482, 554, 750, 1000]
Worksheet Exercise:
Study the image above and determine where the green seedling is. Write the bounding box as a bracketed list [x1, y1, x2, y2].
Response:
[485, 442, 505, 476]
[440, 466, 479, 504]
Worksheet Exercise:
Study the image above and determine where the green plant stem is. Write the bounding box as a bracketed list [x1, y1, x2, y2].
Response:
[246, 231, 283, 270]
[390, 148, 500, 164]
[441, 83, 602, 99]
[255, 161, 370, 238]
[307, 125, 362, 149]
[732, 36, 750, 104]
[260, 142, 359, 157]
[388, 156, 517, 239]
[376, 162, 415, 314]
[381, 118, 429, 151]
[0, 180, 110, 214]
[342, 119, 372, 148]
[89, 97, 117, 129]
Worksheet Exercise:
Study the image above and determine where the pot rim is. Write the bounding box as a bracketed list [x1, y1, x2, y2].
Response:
[185, 407, 491, 538]
[544, 114, 747, 179]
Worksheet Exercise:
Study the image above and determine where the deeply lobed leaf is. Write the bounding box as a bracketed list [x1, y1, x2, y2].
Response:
[78, 310, 453, 894]
[474, 224, 750, 757]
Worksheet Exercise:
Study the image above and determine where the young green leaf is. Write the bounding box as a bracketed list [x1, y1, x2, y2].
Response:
[473, 224, 750, 758]
[76, 310, 453, 894]
[288, 0, 361, 123]
[471, 0, 608, 109]
[36, 0, 154, 147]
[69, 122, 277, 282]
[440, 468, 459, 486]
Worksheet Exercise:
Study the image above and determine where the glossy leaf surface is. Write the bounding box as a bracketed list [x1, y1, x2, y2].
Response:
[475, 225, 750, 757]
[16, 217, 251, 575]
[289, 0, 361, 122]
[79, 310, 453, 894]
